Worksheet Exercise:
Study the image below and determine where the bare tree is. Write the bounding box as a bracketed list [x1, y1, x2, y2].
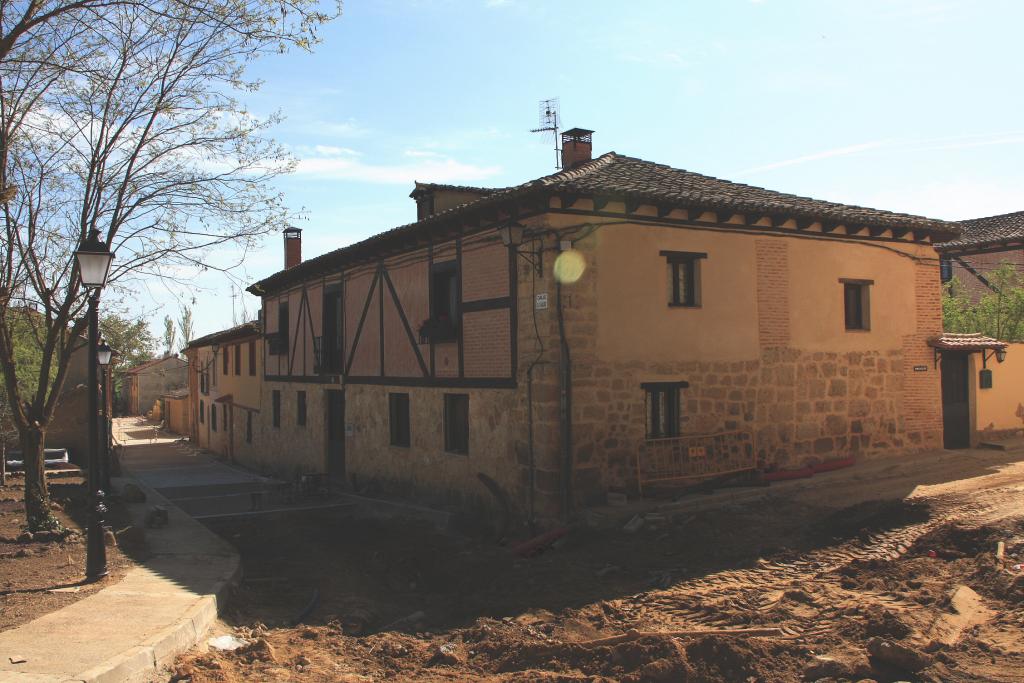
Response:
[0, 0, 340, 530]
[162, 315, 176, 356]
[177, 304, 193, 346]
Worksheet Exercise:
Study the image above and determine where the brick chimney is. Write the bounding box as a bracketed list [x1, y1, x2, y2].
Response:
[561, 128, 594, 170]
[283, 227, 302, 269]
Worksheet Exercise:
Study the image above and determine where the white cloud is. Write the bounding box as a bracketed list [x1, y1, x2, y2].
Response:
[293, 148, 501, 184]
[735, 141, 886, 175]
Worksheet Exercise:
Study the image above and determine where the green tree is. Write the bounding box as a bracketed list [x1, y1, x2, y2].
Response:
[943, 262, 1024, 341]
[99, 313, 156, 371]
[0, 0, 341, 530]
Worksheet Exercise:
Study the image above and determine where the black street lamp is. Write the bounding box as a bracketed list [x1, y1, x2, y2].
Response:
[74, 229, 114, 582]
[97, 340, 114, 494]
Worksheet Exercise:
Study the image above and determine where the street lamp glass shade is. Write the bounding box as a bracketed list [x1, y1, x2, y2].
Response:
[211, 343, 220, 355]
[996, 348, 1007, 363]
[74, 231, 114, 288]
[97, 342, 113, 367]
[498, 224, 525, 248]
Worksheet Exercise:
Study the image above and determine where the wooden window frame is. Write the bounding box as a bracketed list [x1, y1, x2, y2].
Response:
[199, 400, 204, 423]
[211, 404, 217, 432]
[248, 340, 256, 376]
[277, 301, 290, 356]
[297, 390, 307, 427]
[222, 347, 229, 374]
[939, 257, 953, 284]
[428, 261, 460, 343]
[321, 285, 343, 373]
[661, 251, 707, 308]
[245, 411, 252, 443]
[389, 393, 411, 448]
[272, 390, 281, 428]
[840, 278, 873, 331]
[443, 393, 469, 455]
[234, 344, 241, 376]
[642, 381, 688, 439]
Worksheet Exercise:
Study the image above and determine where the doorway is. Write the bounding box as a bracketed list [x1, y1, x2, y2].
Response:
[326, 389, 346, 483]
[939, 351, 971, 449]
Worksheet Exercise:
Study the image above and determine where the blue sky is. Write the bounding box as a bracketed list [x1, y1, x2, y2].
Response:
[135, 0, 1024, 341]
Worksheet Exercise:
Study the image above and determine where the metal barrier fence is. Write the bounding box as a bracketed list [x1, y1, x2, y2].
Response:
[636, 430, 757, 496]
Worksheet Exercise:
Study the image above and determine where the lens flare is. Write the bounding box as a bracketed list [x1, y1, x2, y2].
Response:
[553, 249, 586, 284]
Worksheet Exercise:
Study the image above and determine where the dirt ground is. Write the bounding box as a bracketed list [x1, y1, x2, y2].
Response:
[171, 449, 1024, 682]
[0, 472, 139, 632]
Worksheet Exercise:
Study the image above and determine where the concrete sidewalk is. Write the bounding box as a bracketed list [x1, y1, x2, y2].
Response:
[0, 421, 241, 683]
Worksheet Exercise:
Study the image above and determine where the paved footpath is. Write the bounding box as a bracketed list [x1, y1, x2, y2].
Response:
[0, 418, 241, 683]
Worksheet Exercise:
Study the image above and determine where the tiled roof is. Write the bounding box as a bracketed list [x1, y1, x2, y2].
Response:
[250, 152, 961, 294]
[928, 332, 1008, 351]
[124, 355, 185, 374]
[186, 321, 261, 350]
[937, 210, 1024, 251]
[409, 181, 499, 198]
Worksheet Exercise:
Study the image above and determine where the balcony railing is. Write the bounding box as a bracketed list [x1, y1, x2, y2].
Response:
[636, 430, 758, 496]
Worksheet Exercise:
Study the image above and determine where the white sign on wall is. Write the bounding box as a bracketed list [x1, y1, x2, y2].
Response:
[535, 292, 549, 310]
[345, 423, 354, 437]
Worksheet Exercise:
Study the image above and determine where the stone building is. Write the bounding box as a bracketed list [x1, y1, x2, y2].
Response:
[937, 210, 1024, 299]
[183, 322, 264, 466]
[246, 128, 961, 522]
[124, 355, 188, 416]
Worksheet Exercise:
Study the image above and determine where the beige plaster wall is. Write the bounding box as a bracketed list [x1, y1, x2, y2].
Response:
[971, 342, 1024, 435]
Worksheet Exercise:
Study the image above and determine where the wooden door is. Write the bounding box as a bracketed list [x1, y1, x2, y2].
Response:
[326, 390, 345, 483]
[940, 352, 971, 449]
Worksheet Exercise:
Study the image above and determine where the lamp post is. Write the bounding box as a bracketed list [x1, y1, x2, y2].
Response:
[97, 341, 113, 494]
[74, 229, 114, 582]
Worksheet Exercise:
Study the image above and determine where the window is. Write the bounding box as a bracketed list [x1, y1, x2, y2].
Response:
[199, 370, 207, 394]
[199, 400, 205, 423]
[841, 279, 872, 331]
[222, 404, 227, 426]
[321, 285, 343, 373]
[389, 393, 410, 447]
[429, 261, 459, 342]
[277, 301, 290, 355]
[297, 390, 307, 427]
[246, 411, 252, 443]
[661, 251, 706, 307]
[272, 390, 281, 428]
[234, 344, 241, 376]
[211, 404, 217, 431]
[248, 340, 256, 376]
[222, 346, 229, 374]
[939, 257, 953, 284]
[443, 393, 469, 455]
[643, 382, 687, 439]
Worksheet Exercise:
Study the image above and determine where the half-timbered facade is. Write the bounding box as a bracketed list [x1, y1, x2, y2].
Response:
[248, 129, 961, 522]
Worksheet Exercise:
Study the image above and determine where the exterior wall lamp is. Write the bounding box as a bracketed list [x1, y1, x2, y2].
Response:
[497, 223, 542, 276]
[981, 347, 1007, 367]
[97, 341, 113, 367]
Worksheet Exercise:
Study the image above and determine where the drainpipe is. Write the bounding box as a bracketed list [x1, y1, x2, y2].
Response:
[556, 259, 573, 520]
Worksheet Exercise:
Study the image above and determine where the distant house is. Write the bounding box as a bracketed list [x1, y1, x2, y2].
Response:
[183, 322, 263, 465]
[242, 128, 962, 522]
[124, 355, 188, 416]
[937, 210, 1024, 299]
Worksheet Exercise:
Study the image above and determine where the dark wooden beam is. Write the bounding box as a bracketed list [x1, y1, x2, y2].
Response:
[624, 197, 642, 215]
[560, 193, 579, 209]
[868, 226, 888, 238]
[592, 195, 611, 212]
[657, 204, 673, 218]
[892, 228, 909, 240]
[796, 218, 815, 231]
[770, 215, 789, 228]
[820, 221, 840, 233]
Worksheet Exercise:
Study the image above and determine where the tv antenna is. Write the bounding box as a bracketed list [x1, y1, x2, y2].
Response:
[530, 98, 561, 170]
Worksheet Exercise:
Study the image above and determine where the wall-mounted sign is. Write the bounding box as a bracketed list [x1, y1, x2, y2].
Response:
[345, 423, 354, 437]
[535, 293, 549, 310]
[913, 365, 928, 372]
